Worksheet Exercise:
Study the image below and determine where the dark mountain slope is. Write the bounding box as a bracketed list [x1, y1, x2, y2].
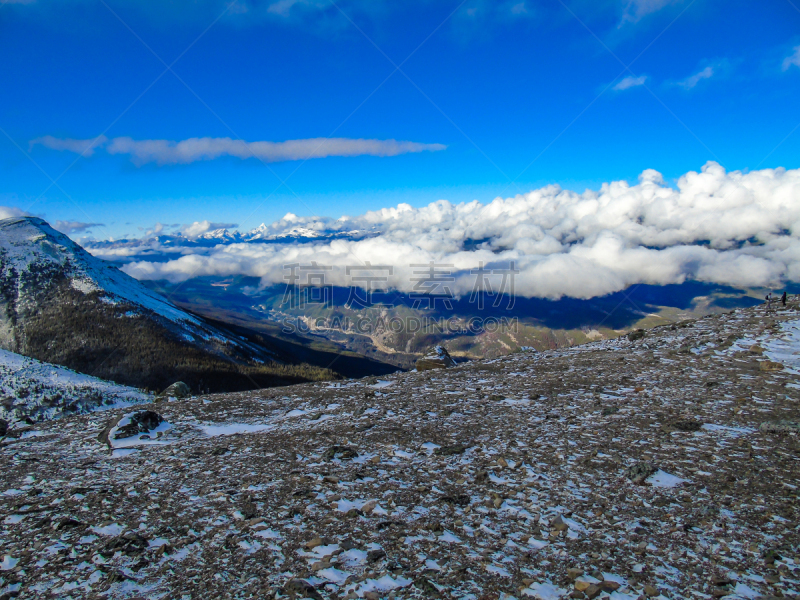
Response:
[0, 217, 397, 392]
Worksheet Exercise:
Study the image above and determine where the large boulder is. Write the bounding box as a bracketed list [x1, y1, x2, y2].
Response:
[98, 410, 164, 447]
[416, 346, 457, 371]
[156, 381, 191, 400]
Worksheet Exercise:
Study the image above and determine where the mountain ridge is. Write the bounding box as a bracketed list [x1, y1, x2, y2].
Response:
[0, 216, 397, 393]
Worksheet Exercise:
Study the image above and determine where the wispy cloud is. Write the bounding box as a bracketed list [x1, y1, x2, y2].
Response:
[621, 0, 679, 24]
[31, 136, 447, 166]
[783, 46, 800, 71]
[678, 65, 714, 89]
[30, 135, 108, 156]
[54, 220, 104, 235]
[613, 75, 647, 91]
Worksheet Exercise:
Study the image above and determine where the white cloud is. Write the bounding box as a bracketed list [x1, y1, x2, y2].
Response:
[678, 65, 713, 89]
[613, 75, 647, 91]
[30, 135, 108, 156]
[181, 220, 238, 238]
[782, 46, 800, 71]
[32, 135, 446, 166]
[54, 220, 104, 235]
[90, 162, 800, 300]
[0, 206, 29, 220]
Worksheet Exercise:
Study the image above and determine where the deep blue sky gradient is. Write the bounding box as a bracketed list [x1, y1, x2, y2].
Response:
[1, 0, 799, 238]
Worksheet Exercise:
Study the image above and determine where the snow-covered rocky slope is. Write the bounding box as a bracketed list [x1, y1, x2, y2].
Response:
[1, 302, 799, 599]
[0, 348, 150, 425]
[0, 216, 344, 392]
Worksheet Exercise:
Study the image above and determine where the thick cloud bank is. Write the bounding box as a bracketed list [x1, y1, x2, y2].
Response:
[100, 162, 800, 299]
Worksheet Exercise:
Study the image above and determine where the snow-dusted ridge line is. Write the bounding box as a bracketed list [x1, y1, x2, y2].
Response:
[0, 216, 199, 326]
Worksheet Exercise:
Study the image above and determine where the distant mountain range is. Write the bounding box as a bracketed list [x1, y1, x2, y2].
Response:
[0, 217, 398, 393]
[87, 221, 375, 262]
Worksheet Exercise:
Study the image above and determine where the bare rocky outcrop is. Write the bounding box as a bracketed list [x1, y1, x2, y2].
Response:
[415, 345, 457, 371]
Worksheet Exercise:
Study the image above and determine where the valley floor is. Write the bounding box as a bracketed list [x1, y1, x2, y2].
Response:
[1, 303, 799, 599]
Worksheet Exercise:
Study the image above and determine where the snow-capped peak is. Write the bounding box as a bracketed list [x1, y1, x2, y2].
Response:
[0, 216, 199, 325]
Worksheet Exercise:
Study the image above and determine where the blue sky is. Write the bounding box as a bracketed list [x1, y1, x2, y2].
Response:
[1, 0, 799, 239]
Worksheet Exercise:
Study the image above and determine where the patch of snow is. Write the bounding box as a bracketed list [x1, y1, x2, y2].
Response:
[369, 380, 395, 389]
[92, 523, 126, 536]
[523, 581, 567, 599]
[647, 470, 687, 488]
[346, 574, 412, 597]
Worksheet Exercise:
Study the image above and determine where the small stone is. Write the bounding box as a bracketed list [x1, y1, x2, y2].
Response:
[600, 580, 620, 592]
[574, 581, 591, 592]
[584, 584, 602, 599]
[435, 444, 467, 456]
[567, 568, 583, 580]
[627, 329, 645, 342]
[361, 500, 378, 514]
[671, 419, 702, 432]
[759, 360, 784, 372]
[284, 578, 322, 600]
[643, 585, 659, 597]
[439, 494, 470, 506]
[324, 445, 358, 461]
[626, 462, 657, 485]
[551, 515, 569, 531]
[366, 549, 386, 563]
[496, 457, 509, 468]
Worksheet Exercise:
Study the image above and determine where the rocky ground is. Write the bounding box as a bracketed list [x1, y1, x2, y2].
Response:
[1, 302, 799, 600]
